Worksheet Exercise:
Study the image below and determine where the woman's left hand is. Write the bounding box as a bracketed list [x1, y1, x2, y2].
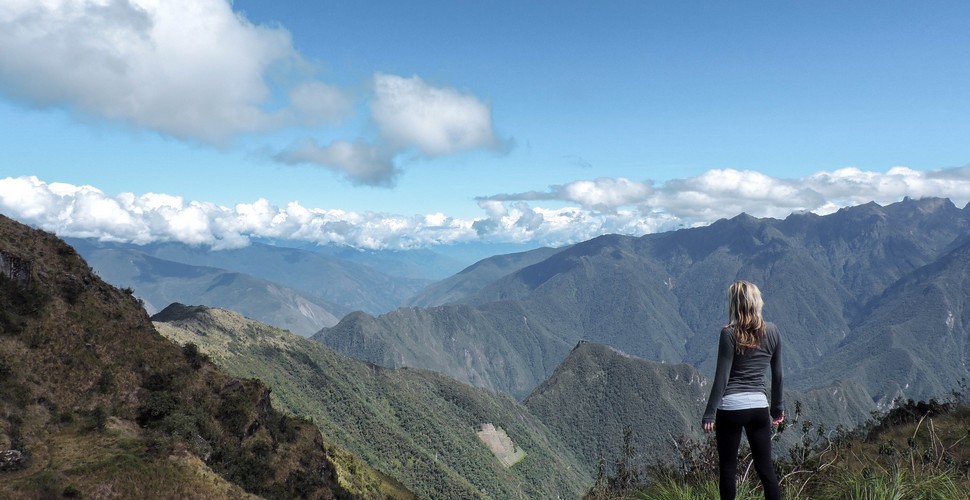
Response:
[703, 421, 715, 433]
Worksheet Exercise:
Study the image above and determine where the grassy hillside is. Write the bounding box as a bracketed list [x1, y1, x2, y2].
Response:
[0, 214, 401, 499]
[153, 304, 591, 499]
[614, 399, 970, 499]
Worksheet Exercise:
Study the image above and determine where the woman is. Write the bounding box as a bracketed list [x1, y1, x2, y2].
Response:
[702, 280, 784, 500]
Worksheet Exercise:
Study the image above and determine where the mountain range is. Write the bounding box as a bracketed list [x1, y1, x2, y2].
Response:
[67, 239, 431, 317]
[315, 197, 970, 407]
[67, 240, 349, 336]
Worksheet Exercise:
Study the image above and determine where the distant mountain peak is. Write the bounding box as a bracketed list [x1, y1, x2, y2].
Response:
[151, 302, 211, 322]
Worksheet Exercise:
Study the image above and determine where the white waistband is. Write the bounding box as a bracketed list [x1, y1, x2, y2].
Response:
[719, 391, 768, 411]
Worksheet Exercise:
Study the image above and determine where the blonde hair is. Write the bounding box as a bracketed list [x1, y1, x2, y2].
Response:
[727, 280, 766, 353]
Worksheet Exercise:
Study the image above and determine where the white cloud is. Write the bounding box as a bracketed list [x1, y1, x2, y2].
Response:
[473, 165, 970, 245]
[483, 177, 653, 212]
[0, 0, 351, 144]
[274, 74, 506, 186]
[0, 2, 506, 186]
[0, 176, 476, 249]
[3, 166, 969, 251]
[274, 140, 397, 187]
[371, 74, 500, 155]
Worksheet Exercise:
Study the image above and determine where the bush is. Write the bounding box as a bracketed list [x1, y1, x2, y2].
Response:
[96, 370, 115, 393]
[158, 412, 200, 441]
[142, 371, 178, 391]
[137, 391, 181, 424]
[90, 405, 109, 432]
[182, 342, 208, 370]
[0, 355, 10, 381]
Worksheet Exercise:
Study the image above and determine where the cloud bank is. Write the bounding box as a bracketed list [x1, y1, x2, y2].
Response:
[3, 165, 969, 250]
[0, 0, 502, 185]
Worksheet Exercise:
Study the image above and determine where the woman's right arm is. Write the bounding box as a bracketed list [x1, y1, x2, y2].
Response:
[702, 329, 734, 426]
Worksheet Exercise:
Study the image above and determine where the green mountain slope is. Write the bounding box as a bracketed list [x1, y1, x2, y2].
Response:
[0, 214, 401, 499]
[523, 342, 708, 467]
[153, 304, 592, 499]
[523, 342, 875, 471]
[791, 238, 970, 405]
[314, 301, 577, 399]
[69, 241, 347, 336]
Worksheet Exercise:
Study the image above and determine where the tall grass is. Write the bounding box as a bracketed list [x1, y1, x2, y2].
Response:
[588, 398, 970, 500]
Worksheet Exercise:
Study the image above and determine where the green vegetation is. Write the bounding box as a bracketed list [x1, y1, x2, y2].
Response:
[524, 342, 708, 469]
[791, 237, 970, 405]
[524, 341, 874, 477]
[0, 214, 375, 499]
[588, 396, 970, 499]
[154, 304, 591, 499]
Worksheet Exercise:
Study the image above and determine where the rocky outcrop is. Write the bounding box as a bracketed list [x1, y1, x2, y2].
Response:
[0, 250, 31, 286]
[0, 449, 28, 471]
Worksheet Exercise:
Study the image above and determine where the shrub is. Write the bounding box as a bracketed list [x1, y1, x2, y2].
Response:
[96, 370, 115, 393]
[182, 342, 208, 370]
[137, 391, 181, 424]
[0, 355, 10, 381]
[90, 405, 109, 432]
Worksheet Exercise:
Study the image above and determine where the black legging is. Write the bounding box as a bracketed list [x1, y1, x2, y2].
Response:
[715, 407, 780, 500]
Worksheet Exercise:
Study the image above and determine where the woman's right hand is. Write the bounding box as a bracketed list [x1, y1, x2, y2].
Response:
[772, 412, 785, 425]
[703, 421, 715, 433]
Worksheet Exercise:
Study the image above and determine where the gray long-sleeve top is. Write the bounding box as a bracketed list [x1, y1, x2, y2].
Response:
[702, 322, 783, 424]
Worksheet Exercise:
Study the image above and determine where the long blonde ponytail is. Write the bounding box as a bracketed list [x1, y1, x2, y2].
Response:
[727, 280, 766, 353]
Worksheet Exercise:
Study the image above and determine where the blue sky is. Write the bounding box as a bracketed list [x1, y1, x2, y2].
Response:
[2, 0, 970, 249]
